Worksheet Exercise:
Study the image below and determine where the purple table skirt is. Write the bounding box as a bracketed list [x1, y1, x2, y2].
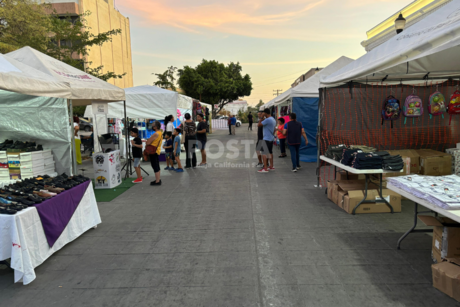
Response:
[33, 181, 91, 247]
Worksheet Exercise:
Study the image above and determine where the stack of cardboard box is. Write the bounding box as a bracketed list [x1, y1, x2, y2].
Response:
[327, 173, 401, 214]
[419, 216, 460, 302]
[445, 147, 460, 176]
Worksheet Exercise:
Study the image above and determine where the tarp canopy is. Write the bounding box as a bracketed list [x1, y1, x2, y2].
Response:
[7, 47, 125, 105]
[84, 85, 182, 119]
[274, 57, 354, 106]
[0, 54, 70, 98]
[293, 97, 319, 163]
[0, 90, 71, 175]
[178, 94, 193, 110]
[322, 1, 460, 86]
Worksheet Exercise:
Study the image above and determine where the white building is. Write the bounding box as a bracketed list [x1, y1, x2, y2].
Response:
[224, 100, 248, 115]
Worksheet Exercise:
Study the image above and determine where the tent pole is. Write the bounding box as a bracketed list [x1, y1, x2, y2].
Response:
[124, 100, 130, 179]
[69, 99, 78, 176]
[316, 89, 323, 188]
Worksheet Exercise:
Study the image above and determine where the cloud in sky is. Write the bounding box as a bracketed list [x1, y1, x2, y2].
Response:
[119, 0, 413, 105]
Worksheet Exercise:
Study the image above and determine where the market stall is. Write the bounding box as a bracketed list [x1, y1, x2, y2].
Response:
[317, 0, 460, 188]
[7, 47, 126, 176]
[273, 57, 354, 162]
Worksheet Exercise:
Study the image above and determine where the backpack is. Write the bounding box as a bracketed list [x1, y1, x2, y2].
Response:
[448, 90, 460, 125]
[403, 94, 423, 124]
[325, 144, 348, 161]
[381, 95, 401, 127]
[428, 91, 447, 118]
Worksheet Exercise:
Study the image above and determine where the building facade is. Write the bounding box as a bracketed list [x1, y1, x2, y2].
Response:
[361, 0, 452, 52]
[42, 0, 133, 88]
[291, 67, 323, 88]
[224, 100, 249, 115]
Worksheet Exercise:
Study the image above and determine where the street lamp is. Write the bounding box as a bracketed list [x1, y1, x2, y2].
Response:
[395, 13, 406, 34]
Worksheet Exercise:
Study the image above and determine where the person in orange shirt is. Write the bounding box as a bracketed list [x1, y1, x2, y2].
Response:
[275, 118, 287, 158]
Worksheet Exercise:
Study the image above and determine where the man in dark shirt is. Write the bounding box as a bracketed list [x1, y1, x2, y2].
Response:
[197, 114, 207, 166]
[130, 128, 143, 183]
[227, 116, 232, 135]
[248, 112, 253, 131]
[255, 111, 265, 167]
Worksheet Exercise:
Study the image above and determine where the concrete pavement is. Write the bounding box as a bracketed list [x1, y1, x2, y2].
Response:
[0, 124, 459, 306]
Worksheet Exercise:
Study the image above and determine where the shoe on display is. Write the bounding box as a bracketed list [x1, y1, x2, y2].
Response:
[258, 168, 269, 173]
[0, 206, 17, 215]
[150, 180, 162, 186]
[132, 178, 143, 183]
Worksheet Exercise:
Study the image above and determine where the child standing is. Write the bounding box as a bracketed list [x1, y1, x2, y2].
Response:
[173, 128, 184, 172]
[163, 132, 174, 170]
[275, 118, 287, 158]
[130, 128, 143, 183]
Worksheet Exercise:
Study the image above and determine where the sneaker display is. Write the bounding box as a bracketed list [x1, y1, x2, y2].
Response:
[132, 178, 143, 183]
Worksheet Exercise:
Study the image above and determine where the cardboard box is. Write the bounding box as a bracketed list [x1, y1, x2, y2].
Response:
[335, 170, 366, 181]
[385, 150, 420, 177]
[432, 258, 460, 302]
[418, 216, 460, 263]
[343, 189, 402, 214]
[333, 181, 378, 207]
[327, 180, 338, 201]
[417, 149, 452, 176]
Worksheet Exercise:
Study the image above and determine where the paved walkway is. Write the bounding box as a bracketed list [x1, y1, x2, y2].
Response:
[1, 125, 459, 306]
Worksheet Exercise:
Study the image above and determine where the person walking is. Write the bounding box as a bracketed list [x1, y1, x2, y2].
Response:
[283, 113, 308, 172]
[173, 128, 184, 172]
[196, 114, 207, 166]
[248, 112, 253, 131]
[230, 115, 237, 135]
[275, 118, 287, 158]
[146, 121, 163, 185]
[257, 109, 276, 173]
[227, 116, 232, 135]
[183, 113, 197, 168]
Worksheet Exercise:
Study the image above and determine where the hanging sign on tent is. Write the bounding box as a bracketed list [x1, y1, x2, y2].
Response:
[92, 103, 108, 115]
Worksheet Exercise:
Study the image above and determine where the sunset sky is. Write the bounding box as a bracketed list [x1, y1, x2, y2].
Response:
[117, 0, 413, 105]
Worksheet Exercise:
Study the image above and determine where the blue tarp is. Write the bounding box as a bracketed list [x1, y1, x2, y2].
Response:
[292, 97, 318, 162]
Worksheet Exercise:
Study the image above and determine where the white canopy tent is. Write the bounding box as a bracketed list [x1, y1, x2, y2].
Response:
[84, 85, 184, 119]
[321, 1, 460, 86]
[274, 56, 355, 106]
[0, 54, 71, 98]
[7, 47, 125, 105]
[7, 47, 126, 175]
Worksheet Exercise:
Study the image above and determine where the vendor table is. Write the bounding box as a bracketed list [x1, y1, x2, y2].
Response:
[320, 155, 402, 215]
[0, 181, 101, 285]
[387, 183, 460, 249]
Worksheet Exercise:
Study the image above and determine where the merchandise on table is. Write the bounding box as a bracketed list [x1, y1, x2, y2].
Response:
[340, 149, 360, 166]
[387, 174, 460, 210]
[325, 144, 348, 161]
[351, 152, 383, 170]
[349, 145, 377, 153]
[0, 173, 90, 215]
[379, 152, 404, 171]
[446, 148, 460, 176]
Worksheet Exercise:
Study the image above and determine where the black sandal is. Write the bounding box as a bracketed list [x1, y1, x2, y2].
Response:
[0, 206, 17, 215]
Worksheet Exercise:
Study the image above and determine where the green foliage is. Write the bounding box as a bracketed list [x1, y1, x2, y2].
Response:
[237, 105, 259, 123]
[256, 99, 265, 109]
[47, 11, 126, 81]
[0, 0, 51, 53]
[0, 2, 125, 82]
[178, 60, 252, 115]
[72, 106, 87, 117]
[153, 66, 177, 91]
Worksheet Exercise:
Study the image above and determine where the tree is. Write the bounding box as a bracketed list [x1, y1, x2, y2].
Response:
[256, 99, 265, 109]
[0, 0, 51, 53]
[47, 11, 126, 82]
[153, 66, 177, 91]
[178, 60, 252, 116]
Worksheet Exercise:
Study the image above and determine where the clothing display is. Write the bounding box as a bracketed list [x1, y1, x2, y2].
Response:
[351, 152, 383, 169]
[325, 144, 349, 161]
[341, 149, 361, 166]
[349, 145, 377, 153]
[388, 175, 460, 210]
[381, 153, 404, 171]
